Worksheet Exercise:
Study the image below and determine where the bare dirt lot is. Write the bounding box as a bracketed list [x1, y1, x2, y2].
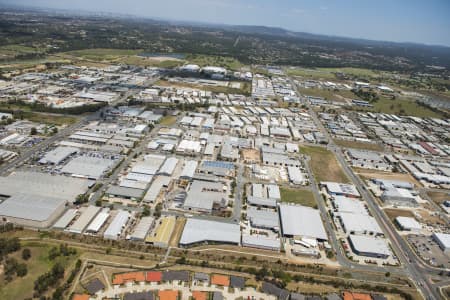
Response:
[384, 208, 415, 222]
[355, 168, 422, 187]
[241, 148, 261, 163]
[426, 191, 449, 206]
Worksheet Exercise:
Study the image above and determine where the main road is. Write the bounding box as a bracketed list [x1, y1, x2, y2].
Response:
[289, 76, 442, 299]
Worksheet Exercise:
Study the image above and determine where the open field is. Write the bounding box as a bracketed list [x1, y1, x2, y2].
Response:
[335, 139, 384, 151]
[426, 191, 449, 206]
[118, 56, 184, 68]
[355, 168, 422, 187]
[280, 187, 317, 208]
[297, 87, 354, 102]
[159, 116, 177, 126]
[349, 97, 444, 118]
[169, 217, 186, 247]
[64, 48, 142, 61]
[185, 54, 243, 71]
[22, 112, 78, 125]
[0, 243, 80, 300]
[286, 67, 380, 80]
[384, 208, 415, 222]
[300, 145, 350, 183]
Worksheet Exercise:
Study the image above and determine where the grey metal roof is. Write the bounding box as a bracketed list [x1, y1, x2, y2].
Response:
[39, 146, 79, 165]
[180, 160, 198, 178]
[247, 196, 277, 208]
[247, 207, 279, 230]
[61, 156, 116, 179]
[0, 193, 66, 222]
[103, 210, 130, 240]
[348, 235, 391, 257]
[106, 185, 143, 199]
[279, 204, 328, 240]
[183, 181, 225, 212]
[84, 278, 105, 295]
[123, 291, 154, 300]
[230, 276, 245, 289]
[339, 212, 382, 235]
[158, 157, 178, 175]
[261, 282, 289, 300]
[53, 209, 78, 229]
[66, 205, 101, 234]
[162, 270, 190, 282]
[180, 218, 240, 245]
[130, 216, 154, 240]
[0, 171, 90, 201]
[242, 234, 281, 251]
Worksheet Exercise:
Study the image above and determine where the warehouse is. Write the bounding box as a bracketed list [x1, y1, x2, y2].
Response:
[61, 155, 116, 179]
[176, 140, 202, 154]
[321, 182, 360, 198]
[143, 176, 171, 203]
[179, 160, 198, 179]
[279, 204, 328, 241]
[381, 187, 417, 207]
[106, 185, 143, 200]
[246, 196, 277, 208]
[348, 235, 391, 259]
[246, 207, 279, 231]
[129, 216, 154, 241]
[242, 234, 281, 251]
[85, 208, 110, 234]
[39, 146, 79, 165]
[158, 157, 179, 176]
[0, 193, 67, 228]
[198, 160, 234, 177]
[332, 196, 368, 215]
[146, 216, 175, 248]
[179, 218, 240, 246]
[338, 212, 383, 236]
[0, 171, 90, 228]
[66, 206, 101, 234]
[287, 166, 307, 185]
[104, 210, 130, 240]
[267, 184, 281, 200]
[432, 233, 450, 254]
[131, 154, 166, 175]
[183, 180, 227, 213]
[262, 152, 301, 167]
[395, 217, 422, 231]
[53, 209, 78, 229]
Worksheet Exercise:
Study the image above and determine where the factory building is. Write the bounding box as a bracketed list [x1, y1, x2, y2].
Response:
[179, 218, 240, 247]
[279, 204, 328, 241]
[348, 235, 391, 259]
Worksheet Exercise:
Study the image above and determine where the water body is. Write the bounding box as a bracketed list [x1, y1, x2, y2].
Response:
[138, 52, 185, 59]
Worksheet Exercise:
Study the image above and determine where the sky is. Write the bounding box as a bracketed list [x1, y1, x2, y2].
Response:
[2, 0, 450, 47]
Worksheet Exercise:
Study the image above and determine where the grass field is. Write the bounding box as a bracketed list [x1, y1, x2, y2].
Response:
[159, 116, 177, 126]
[0, 244, 79, 300]
[118, 56, 184, 68]
[297, 87, 354, 102]
[280, 188, 317, 208]
[300, 145, 350, 183]
[334, 139, 384, 151]
[349, 97, 444, 118]
[286, 67, 380, 80]
[22, 112, 78, 125]
[65, 48, 142, 61]
[185, 54, 243, 71]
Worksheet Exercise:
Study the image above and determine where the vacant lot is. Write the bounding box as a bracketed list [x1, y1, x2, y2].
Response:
[118, 56, 184, 68]
[335, 139, 384, 151]
[169, 217, 186, 247]
[65, 48, 142, 61]
[355, 169, 422, 187]
[280, 188, 317, 208]
[384, 208, 415, 222]
[186, 54, 243, 71]
[159, 116, 177, 126]
[426, 191, 449, 206]
[300, 145, 350, 183]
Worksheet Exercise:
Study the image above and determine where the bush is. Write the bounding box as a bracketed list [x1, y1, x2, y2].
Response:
[22, 248, 31, 260]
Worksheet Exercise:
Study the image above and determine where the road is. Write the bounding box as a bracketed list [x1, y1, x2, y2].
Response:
[292, 82, 443, 299]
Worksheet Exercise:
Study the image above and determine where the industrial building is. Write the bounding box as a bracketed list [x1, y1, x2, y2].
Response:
[129, 216, 154, 241]
[242, 234, 281, 251]
[104, 210, 130, 240]
[179, 218, 240, 246]
[183, 180, 227, 213]
[395, 217, 422, 231]
[432, 233, 450, 254]
[338, 212, 383, 236]
[61, 155, 116, 179]
[66, 206, 101, 234]
[348, 235, 391, 259]
[321, 182, 360, 198]
[145, 216, 175, 248]
[0, 172, 90, 228]
[246, 207, 279, 231]
[279, 204, 328, 241]
[38, 146, 79, 165]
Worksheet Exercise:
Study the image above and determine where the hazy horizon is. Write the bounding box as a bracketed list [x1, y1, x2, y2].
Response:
[1, 0, 450, 47]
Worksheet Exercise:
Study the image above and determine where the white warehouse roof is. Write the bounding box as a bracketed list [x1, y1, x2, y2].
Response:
[179, 218, 240, 246]
[103, 210, 130, 240]
[339, 212, 383, 235]
[279, 204, 328, 240]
